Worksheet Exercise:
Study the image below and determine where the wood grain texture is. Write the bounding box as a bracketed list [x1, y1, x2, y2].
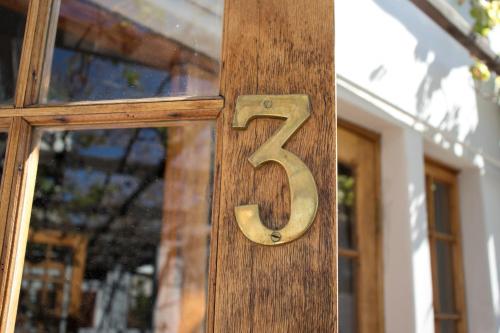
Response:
[0, 118, 12, 130]
[0, 120, 22, 298]
[0, 98, 222, 129]
[213, 0, 336, 331]
[0, 119, 27, 318]
[21, 0, 55, 106]
[13, 0, 40, 107]
[22, 111, 220, 129]
[0, 97, 223, 117]
[207, 115, 223, 333]
[0, 118, 38, 333]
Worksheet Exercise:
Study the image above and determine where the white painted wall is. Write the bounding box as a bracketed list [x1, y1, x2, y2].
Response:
[381, 127, 434, 333]
[459, 168, 497, 332]
[336, 0, 500, 332]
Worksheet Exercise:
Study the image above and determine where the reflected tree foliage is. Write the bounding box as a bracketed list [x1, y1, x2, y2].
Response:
[17, 124, 214, 333]
[338, 173, 355, 207]
[19, 128, 169, 332]
[32, 128, 167, 275]
[338, 164, 355, 249]
[16, 127, 180, 333]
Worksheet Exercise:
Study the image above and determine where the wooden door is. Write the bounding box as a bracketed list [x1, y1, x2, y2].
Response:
[338, 123, 382, 333]
[425, 160, 467, 333]
[0, 0, 337, 332]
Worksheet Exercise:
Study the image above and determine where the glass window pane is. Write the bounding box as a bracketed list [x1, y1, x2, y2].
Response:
[339, 256, 357, 333]
[0, 1, 27, 106]
[440, 319, 457, 333]
[0, 131, 7, 172]
[436, 239, 457, 313]
[16, 123, 215, 332]
[338, 163, 356, 249]
[45, 0, 223, 103]
[433, 180, 452, 234]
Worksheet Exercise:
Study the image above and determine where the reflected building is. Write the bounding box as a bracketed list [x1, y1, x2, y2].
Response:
[10, 1, 222, 332]
[17, 124, 215, 333]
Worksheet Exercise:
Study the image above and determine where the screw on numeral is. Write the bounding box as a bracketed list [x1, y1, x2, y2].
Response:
[270, 231, 281, 243]
[263, 100, 272, 108]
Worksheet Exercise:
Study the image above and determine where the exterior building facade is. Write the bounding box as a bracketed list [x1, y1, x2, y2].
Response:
[0, 0, 498, 332]
[337, 0, 500, 332]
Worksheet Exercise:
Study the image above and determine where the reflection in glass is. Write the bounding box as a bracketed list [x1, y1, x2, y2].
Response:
[436, 239, 457, 314]
[338, 163, 355, 249]
[0, 1, 27, 105]
[0, 131, 7, 173]
[433, 181, 452, 234]
[16, 124, 215, 332]
[45, 0, 223, 103]
[338, 163, 357, 333]
[339, 257, 357, 333]
[440, 320, 457, 333]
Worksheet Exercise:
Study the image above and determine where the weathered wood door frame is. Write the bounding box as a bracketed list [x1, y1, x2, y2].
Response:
[0, 0, 337, 332]
[213, 0, 337, 331]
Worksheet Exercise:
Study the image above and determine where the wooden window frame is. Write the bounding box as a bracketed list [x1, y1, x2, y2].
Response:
[425, 159, 467, 333]
[0, 2, 223, 332]
[0, 0, 338, 332]
[338, 120, 383, 333]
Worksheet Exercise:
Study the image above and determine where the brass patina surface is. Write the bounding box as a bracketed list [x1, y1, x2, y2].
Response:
[232, 95, 318, 245]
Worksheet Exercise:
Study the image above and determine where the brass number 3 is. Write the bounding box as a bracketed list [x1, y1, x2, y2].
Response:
[232, 95, 319, 246]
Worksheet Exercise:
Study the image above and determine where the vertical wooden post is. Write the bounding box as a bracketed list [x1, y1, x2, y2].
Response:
[214, 0, 337, 331]
[0, 118, 38, 333]
[156, 124, 213, 333]
[15, 0, 58, 107]
[0, 1, 51, 330]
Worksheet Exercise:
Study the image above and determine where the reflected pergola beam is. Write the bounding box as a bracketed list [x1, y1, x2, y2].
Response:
[1, 0, 219, 74]
[57, 0, 219, 74]
[87, 0, 222, 60]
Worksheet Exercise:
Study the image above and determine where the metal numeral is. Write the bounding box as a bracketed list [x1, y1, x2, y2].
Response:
[232, 95, 318, 246]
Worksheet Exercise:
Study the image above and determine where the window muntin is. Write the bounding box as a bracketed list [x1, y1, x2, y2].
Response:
[425, 161, 467, 333]
[42, 0, 223, 104]
[16, 123, 215, 332]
